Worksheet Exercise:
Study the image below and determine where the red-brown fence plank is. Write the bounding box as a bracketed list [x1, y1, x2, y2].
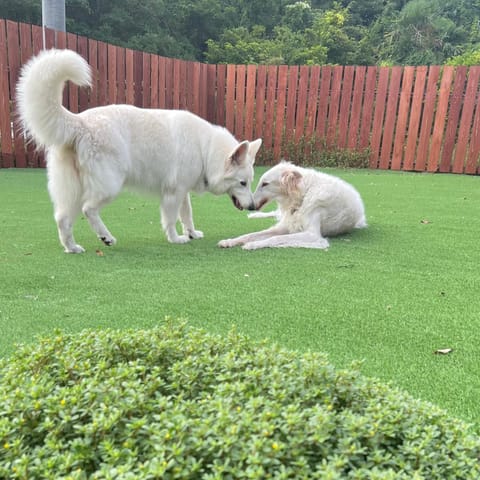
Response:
[193, 62, 202, 115]
[7, 20, 26, 168]
[466, 110, 480, 174]
[33, 25, 47, 166]
[172, 58, 180, 109]
[225, 65, 236, 133]
[199, 63, 208, 119]
[263, 65, 277, 155]
[44, 26, 55, 49]
[157, 56, 166, 109]
[164, 57, 173, 110]
[347, 66, 366, 150]
[0, 20, 13, 167]
[192, 62, 201, 116]
[370, 67, 389, 168]
[88, 39, 99, 108]
[49, 28, 61, 49]
[452, 67, 480, 174]
[466, 75, 480, 174]
[415, 66, 440, 171]
[391, 66, 415, 170]
[315, 66, 332, 142]
[180, 60, 188, 110]
[142, 53, 151, 109]
[294, 66, 309, 144]
[358, 66, 377, 150]
[285, 66, 299, 143]
[254, 64, 267, 141]
[125, 49, 134, 105]
[149, 54, 158, 108]
[30, 24, 42, 58]
[337, 65, 354, 148]
[215, 64, 226, 126]
[116, 47, 126, 104]
[403, 66, 428, 171]
[77, 35, 89, 110]
[305, 66, 320, 139]
[235, 64, 246, 139]
[185, 60, 192, 110]
[244, 64, 256, 141]
[97, 41, 108, 106]
[19, 22, 33, 64]
[326, 66, 343, 147]
[440, 67, 467, 172]
[18, 22, 34, 166]
[427, 67, 454, 172]
[304, 66, 320, 159]
[379, 66, 402, 169]
[206, 64, 217, 124]
[133, 50, 143, 108]
[273, 65, 288, 161]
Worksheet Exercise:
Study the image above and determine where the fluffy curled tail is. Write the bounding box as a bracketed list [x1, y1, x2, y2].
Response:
[16, 49, 91, 149]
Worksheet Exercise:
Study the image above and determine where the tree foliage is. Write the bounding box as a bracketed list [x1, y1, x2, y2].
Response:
[1, 0, 480, 65]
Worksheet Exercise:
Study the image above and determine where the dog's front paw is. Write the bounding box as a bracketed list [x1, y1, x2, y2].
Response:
[100, 235, 117, 246]
[218, 239, 237, 248]
[65, 244, 85, 254]
[242, 242, 259, 250]
[170, 234, 191, 244]
[188, 229, 204, 240]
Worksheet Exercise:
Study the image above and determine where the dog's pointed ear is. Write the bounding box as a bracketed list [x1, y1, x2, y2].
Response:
[228, 141, 249, 167]
[280, 169, 302, 196]
[228, 139, 262, 167]
[248, 139, 262, 164]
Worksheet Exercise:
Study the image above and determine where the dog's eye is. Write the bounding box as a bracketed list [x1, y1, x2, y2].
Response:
[261, 182, 269, 187]
[240, 181, 247, 187]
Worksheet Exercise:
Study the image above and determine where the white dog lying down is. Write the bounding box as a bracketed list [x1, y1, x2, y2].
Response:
[218, 161, 367, 250]
[17, 49, 262, 253]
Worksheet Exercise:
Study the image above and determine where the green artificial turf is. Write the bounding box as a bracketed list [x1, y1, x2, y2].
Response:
[1, 167, 479, 429]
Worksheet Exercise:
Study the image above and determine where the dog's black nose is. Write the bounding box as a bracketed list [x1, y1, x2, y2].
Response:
[247, 203, 256, 211]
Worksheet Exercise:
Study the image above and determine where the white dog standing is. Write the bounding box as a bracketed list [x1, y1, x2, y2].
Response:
[17, 49, 262, 253]
[219, 161, 367, 250]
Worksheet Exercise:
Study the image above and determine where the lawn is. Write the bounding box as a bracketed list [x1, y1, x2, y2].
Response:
[1, 167, 479, 429]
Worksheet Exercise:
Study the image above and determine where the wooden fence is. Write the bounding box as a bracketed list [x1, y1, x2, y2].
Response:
[1, 19, 480, 174]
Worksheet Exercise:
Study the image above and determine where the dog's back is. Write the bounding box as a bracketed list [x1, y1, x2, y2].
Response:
[302, 169, 366, 236]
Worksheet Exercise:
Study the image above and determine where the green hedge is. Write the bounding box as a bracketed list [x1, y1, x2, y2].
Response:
[1, 322, 479, 479]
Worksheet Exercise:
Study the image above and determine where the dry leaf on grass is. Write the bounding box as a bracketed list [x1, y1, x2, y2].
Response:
[95, 249, 104, 257]
[434, 348, 453, 355]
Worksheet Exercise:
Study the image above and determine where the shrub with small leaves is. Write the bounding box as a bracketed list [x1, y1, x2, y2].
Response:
[258, 133, 370, 169]
[1, 322, 479, 479]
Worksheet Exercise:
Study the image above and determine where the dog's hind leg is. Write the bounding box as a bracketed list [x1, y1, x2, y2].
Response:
[160, 192, 191, 244]
[179, 193, 203, 240]
[54, 209, 85, 253]
[82, 200, 117, 247]
[48, 148, 85, 253]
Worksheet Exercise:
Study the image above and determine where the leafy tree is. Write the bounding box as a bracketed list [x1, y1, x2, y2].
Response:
[0, 0, 41, 24]
[446, 48, 480, 66]
[374, 0, 480, 64]
[1, 0, 480, 65]
[205, 5, 368, 65]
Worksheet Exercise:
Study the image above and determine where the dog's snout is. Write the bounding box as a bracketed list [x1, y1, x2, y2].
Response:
[247, 203, 256, 211]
